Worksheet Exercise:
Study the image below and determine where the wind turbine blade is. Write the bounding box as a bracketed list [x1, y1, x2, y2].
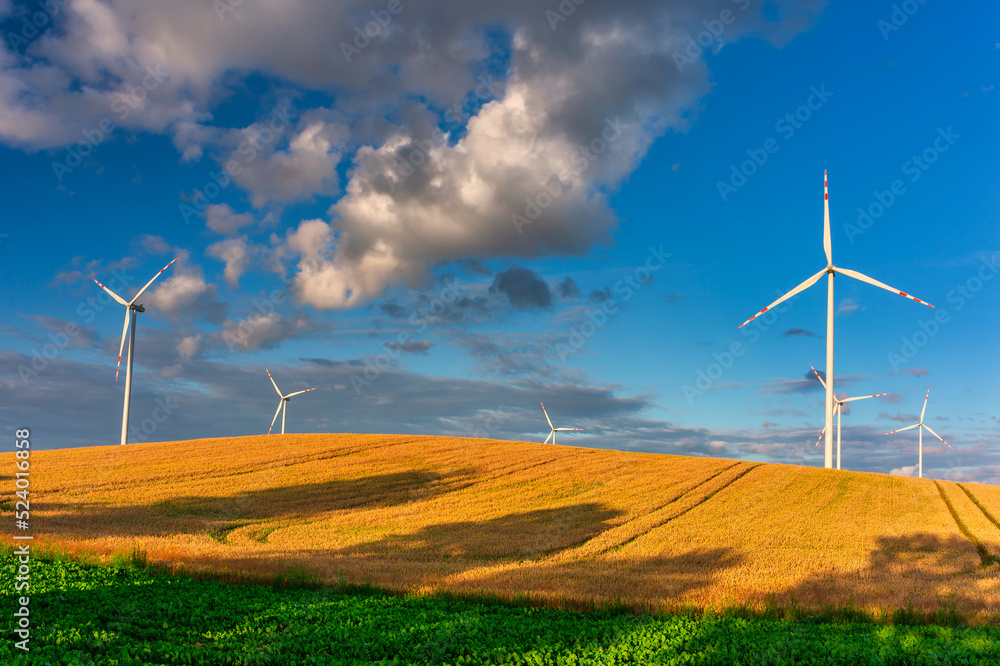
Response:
[922, 424, 950, 448]
[555, 428, 584, 431]
[823, 170, 832, 267]
[285, 388, 317, 398]
[809, 364, 827, 390]
[115, 309, 131, 382]
[267, 401, 282, 435]
[920, 389, 929, 422]
[814, 427, 824, 448]
[544, 430, 553, 445]
[834, 267, 934, 308]
[883, 423, 920, 436]
[129, 256, 179, 305]
[93, 279, 128, 306]
[841, 393, 889, 403]
[266, 369, 282, 397]
[738, 268, 827, 328]
[540, 402, 554, 430]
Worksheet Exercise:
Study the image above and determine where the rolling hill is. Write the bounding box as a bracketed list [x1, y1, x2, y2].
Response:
[11, 434, 1000, 621]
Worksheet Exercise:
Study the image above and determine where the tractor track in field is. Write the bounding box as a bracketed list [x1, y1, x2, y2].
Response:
[956, 483, 1000, 533]
[934, 480, 999, 567]
[483, 456, 568, 483]
[191, 436, 461, 486]
[644, 461, 745, 513]
[599, 463, 761, 555]
[102, 441, 399, 490]
[547, 462, 753, 560]
[605, 460, 745, 531]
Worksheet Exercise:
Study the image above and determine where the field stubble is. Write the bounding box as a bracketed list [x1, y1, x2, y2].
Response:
[8, 434, 1000, 622]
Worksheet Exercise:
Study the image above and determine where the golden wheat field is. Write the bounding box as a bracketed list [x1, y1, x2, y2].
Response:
[7, 434, 1000, 621]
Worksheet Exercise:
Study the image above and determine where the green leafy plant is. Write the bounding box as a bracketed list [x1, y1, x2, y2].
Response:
[3, 551, 1000, 664]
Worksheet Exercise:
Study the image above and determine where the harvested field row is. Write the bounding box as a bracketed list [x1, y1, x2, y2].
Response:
[9, 434, 1000, 621]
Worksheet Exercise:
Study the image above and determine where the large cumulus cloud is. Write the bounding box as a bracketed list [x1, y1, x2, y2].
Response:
[0, 0, 826, 307]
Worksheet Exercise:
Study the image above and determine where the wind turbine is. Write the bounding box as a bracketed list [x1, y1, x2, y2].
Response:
[809, 365, 888, 470]
[738, 171, 934, 469]
[540, 402, 583, 444]
[882, 389, 950, 478]
[93, 257, 179, 446]
[266, 369, 317, 434]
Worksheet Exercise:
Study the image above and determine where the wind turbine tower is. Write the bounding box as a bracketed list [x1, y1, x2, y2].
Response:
[883, 389, 951, 478]
[739, 172, 934, 469]
[540, 402, 584, 444]
[266, 369, 317, 434]
[93, 257, 179, 445]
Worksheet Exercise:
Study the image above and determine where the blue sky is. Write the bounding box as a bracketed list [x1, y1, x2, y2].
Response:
[1, 0, 997, 482]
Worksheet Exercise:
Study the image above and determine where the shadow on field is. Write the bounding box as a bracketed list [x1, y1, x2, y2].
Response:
[464, 546, 745, 605]
[331, 503, 625, 563]
[308, 504, 742, 603]
[153, 503, 744, 605]
[770, 533, 997, 613]
[37, 469, 476, 538]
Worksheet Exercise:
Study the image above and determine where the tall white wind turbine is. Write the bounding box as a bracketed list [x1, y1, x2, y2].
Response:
[540, 402, 583, 444]
[266, 369, 317, 435]
[93, 257, 179, 446]
[809, 365, 888, 470]
[738, 171, 934, 469]
[882, 389, 950, 479]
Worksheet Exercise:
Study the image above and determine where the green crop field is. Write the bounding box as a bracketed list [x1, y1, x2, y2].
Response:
[3, 548, 999, 665]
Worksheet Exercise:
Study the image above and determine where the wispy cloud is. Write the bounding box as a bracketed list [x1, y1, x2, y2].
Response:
[836, 298, 862, 316]
[878, 412, 919, 422]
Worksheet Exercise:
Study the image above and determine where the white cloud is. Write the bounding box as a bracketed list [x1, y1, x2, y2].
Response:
[177, 333, 202, 361]
[836, 298, 862, 316]
[207, 237, 253, 287]
[135, 234, 173, 255]
[225, 121, 346, 207]
[204, 204, 254, 235]
[2, 0, 825, 306]
[217, 311, 328, 351]
[145, 260, 225, 323]
[889, 465, 918, 477]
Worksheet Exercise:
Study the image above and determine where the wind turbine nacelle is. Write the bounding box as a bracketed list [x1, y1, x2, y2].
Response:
[131, 304, 146, 312]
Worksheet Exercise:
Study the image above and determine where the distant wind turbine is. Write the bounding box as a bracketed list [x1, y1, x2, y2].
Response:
[93, 257, 179, 445]
[883, 389, 950, 479]
[266, 369, 317, 434]
[809, 365, 888, 470]
[738, 171, 934, 469]
[540, 402, 583, 444]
